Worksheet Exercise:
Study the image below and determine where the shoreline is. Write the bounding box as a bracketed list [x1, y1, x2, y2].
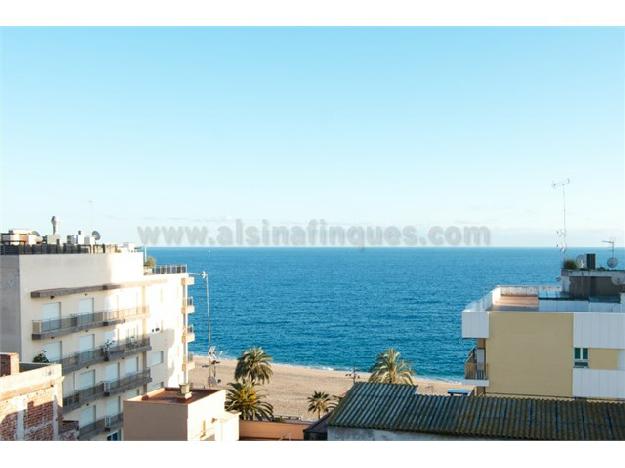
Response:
[189, 356, 473, 420]
[190, 352, 465, 383]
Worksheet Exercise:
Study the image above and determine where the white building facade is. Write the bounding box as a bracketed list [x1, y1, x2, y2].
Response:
[0, 230, 195, 440]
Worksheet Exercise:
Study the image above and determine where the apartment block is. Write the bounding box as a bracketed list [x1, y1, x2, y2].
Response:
[0, 352, 77, 440]
[462, 254, 625, 400]
[0, 222, 196, 440]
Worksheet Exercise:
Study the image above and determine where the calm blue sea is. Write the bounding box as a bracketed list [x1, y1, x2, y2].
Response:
[149, 247, 623, 380]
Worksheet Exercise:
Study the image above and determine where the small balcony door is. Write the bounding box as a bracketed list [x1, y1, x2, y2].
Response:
[125, 356, 139, 376]
[105, 362, 120, 383]
[79, 334, 95, 353]
[42, 341, 62, 363]
[77, 369, 96, 391]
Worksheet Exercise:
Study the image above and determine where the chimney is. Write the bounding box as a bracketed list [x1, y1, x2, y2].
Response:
[0, 352, 20, 377]
[586, 253, 596, 270]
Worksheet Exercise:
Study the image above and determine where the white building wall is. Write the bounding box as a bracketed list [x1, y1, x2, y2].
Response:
[1, 251, 189, 440]
[572, 368, 625, 399]
[573, 313, 625, 349]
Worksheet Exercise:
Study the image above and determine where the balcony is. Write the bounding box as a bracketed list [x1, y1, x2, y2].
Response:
[78, 413, 124, 440]
[63, 370, 151, 412]
[104, 370, 152, 395]
[52, 337, 151, 374]
[184, 324, 195, 344]
[182, 296, 195, 314]
[32, 306, 150, 339]
[464, 347, 489, 386]
[145, 264, 187, 275]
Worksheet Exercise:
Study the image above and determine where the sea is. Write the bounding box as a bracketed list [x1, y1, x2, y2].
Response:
[149, 247, 623, 380]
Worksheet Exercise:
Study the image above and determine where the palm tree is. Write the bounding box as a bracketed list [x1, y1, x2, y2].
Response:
[225, 381, 274, 421]
[307, 391, 333, 419]
[234, 347, 273, 385]
[368, 348, 415, 385]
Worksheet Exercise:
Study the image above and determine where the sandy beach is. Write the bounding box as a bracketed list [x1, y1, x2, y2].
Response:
[189, 357, 473, 421]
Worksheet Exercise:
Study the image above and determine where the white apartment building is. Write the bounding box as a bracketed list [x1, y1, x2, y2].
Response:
[0, 222, 195, 440]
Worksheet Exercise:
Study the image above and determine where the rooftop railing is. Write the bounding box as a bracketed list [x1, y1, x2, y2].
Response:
[463, 285, 560, 313]
[0, 243, 134, 256]
[145, 264, 188, 275]
[52, 336, 151, 374]
[63, 370, 151, 412]
[32, 306, 149, 339]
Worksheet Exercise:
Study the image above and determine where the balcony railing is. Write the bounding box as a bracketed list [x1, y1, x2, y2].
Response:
[464, 347, 488, 381]
[103, 370, 152, 395]
[52, 337, 151, 374]
[78, 413, 124, 440]
[145, 264, 188, 275]
[32, 306, 150, 339]
[63, 370, 151, 412]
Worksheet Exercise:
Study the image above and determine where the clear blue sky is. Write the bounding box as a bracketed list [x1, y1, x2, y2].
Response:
[1, 27, 623, 246]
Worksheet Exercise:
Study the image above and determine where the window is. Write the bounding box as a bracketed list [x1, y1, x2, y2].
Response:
[42, 302, 61, 321]
[42, 341, 62, 362]
[78, 370, 96, 390]
[125, 356, 139, 376]
[574, 348, 589, 367]
[149, 351, 164, 367]
[107, 431, 121, 441]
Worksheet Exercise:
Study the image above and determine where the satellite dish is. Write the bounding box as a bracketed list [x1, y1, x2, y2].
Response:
[607, 257, 618, 269]
[576, 255, 586, 269]
[91, 230, 101, 241]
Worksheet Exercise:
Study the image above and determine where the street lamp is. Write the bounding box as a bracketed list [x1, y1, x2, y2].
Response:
[188, 270, 218, 388]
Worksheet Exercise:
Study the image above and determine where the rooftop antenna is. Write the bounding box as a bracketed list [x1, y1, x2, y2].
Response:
[552, 178, 570, 257]
[602, 239, 618, 269]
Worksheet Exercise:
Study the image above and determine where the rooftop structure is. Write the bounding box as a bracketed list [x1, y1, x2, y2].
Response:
[461, 253, 625, 400]
[0, 218, 196, 440]
[123, 387, 239, 441]
[0, 352, 77, 441]
[327, 382, 625, 441]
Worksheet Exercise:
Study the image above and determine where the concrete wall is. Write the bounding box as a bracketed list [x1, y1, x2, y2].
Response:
[589, 349, 621, 370]
[486, 312, 573, 397]
[123, 397, 189, 440]
[123, 390, 239, 441]
[0, 255, 21, 352]
[239, 420, 309, 440]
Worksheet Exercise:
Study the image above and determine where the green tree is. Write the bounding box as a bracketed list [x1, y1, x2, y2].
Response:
[225, 381, 274, 421]
[234, 347, 273, 385]
[307, 391, 334, 419]
[144, 256, 156, 268]
[368, 348, 415, 385]
[33, 351, 49, 363]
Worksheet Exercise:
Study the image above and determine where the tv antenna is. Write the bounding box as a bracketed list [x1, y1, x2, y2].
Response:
[602, 239, 618, 269]
[552, 178, 570, 256]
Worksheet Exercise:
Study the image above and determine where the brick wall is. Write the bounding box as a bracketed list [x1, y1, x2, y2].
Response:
[0, 386, 58, 441]
[0, 410, 18, 441]
[0, 353, 19, 377]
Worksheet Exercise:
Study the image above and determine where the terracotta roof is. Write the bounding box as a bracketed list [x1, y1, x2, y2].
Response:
[327, 382, 625, 440]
